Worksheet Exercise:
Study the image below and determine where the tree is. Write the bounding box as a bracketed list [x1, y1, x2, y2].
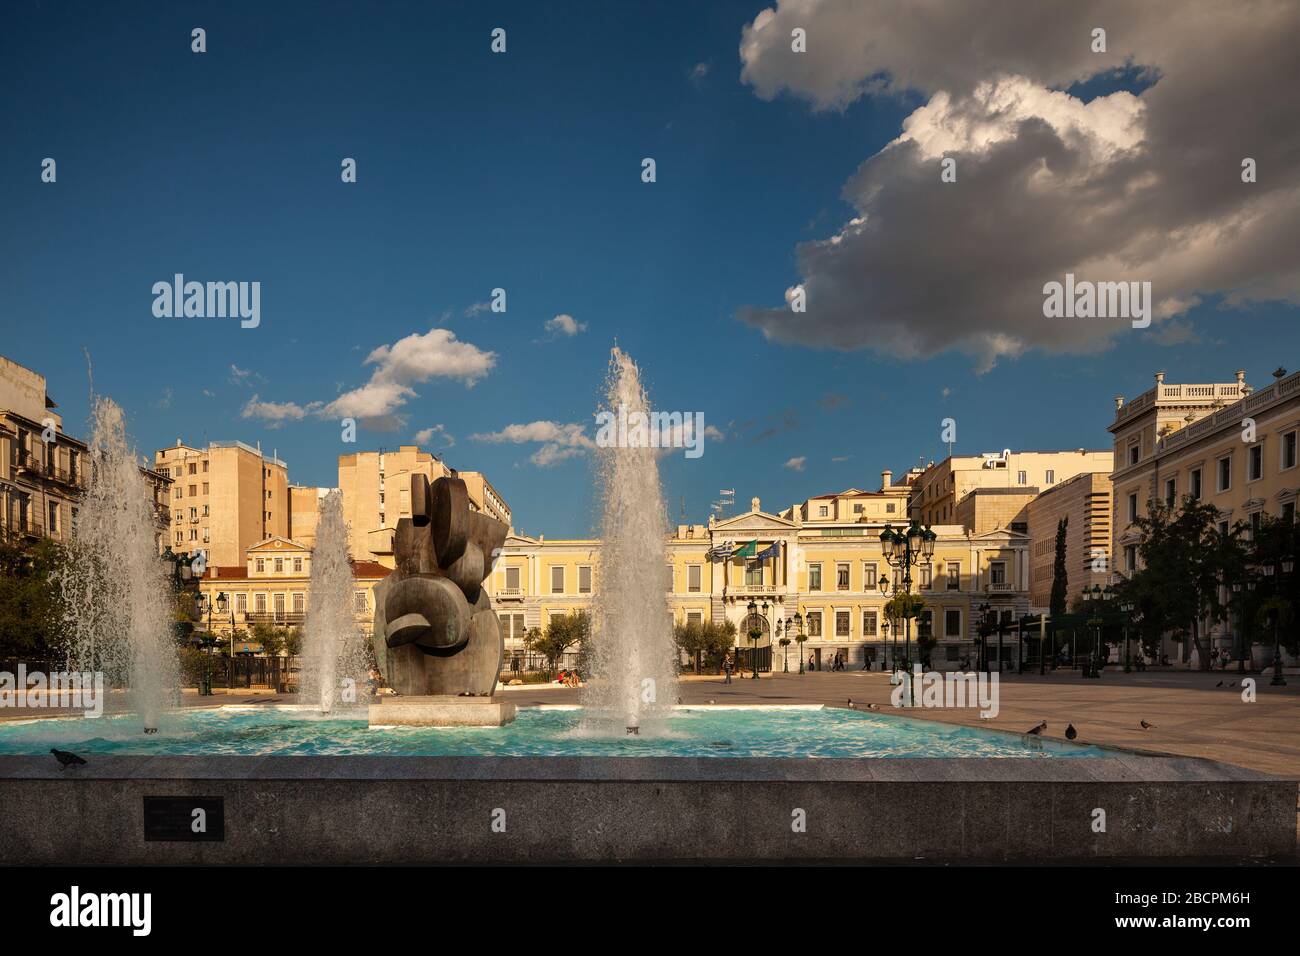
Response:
[0, 538, 68, 660]
[1248, 513, 1299, 655]
[525, 611, 589, 676]
[673, 618, 736, 673]
[1125, 497, 1245, 669]
[1049, 516, 1069, 618]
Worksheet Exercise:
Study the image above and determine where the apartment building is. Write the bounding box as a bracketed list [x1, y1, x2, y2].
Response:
[340, 446, 511, 563]
[910, 449, 1114, 527]
[2, 355, 170, 549]
[1025, 471, 1113, 609]
[154, 439, 289, 567]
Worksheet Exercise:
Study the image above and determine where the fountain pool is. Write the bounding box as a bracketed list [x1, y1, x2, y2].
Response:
[0, 705, 1109, 758]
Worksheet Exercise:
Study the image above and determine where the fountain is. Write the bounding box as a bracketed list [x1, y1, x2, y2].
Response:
[299, 490, 366, 713]
[55, 398, 178, 731]
[581, 347, 680, 735]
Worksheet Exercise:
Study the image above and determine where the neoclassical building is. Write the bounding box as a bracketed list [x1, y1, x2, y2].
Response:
[485, 477, 1032, 671]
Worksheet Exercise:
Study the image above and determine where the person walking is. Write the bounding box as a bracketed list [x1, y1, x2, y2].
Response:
[723, 654, 733, 684]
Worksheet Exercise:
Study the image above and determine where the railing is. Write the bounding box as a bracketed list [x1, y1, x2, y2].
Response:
[244, 612, 306, 626]
[1114, 381, 1249, 426]
[496, 587, 524, 598]
[1157, 369, 1300, 455]
[986, 582, 1015, 592]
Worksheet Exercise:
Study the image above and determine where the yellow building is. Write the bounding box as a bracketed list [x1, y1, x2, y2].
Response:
[910, 449, 1113, 527]
[339, 446, 510, 563]
[1109, 368, 1298, 662]
[2, 355, 170, 549]
[287, 485, 334, 550]
[1025, 471, 1113, 609]
[198, 535, 390, 638]
[487, 476, 1032, 671]
[154, 439, 290, 567]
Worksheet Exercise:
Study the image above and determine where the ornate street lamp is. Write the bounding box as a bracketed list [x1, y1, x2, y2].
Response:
[792, 610, 806, 675]
[776, 619, 791, 673]
[1120, 599, 1135, 673]
[879, 521, 934, 705]
[1262, 559, 1293, 686]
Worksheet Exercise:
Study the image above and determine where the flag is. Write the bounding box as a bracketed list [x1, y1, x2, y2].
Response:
[732, 540, 758, 559]
[756, 540, 780, 562]
[706, 540, 734, 562]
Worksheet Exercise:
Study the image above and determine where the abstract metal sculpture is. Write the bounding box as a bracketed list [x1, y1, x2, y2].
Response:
[371, 474, 508, 697]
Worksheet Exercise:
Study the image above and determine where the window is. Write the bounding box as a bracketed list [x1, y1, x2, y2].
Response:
[835, 611, 850, 637]
[293, 557, 303, 572]
[255, 593, 267, 613]
[354, 591, 367, 614]
[188, 463, 196, 475]
[687, 565, 701, 592]
[745, 560, 762, 586]
[293, 592, 305, 613]
[274, 557, 283, 573]
[1248, 444, 1263, 481]
[1128, 492, 1138, 522]
[944, 609, 962, 637]
[1164, 477, 1176, 506]
[885, 503, 896, 513]
[188, 485, 196, 496]
[202, 482, 209, 494]
[862, 611, 878, 636]
[1016, 470, 1027, 485]
[990, 561, 1006, 585]
[235, 593, 247, 615]
[1046, 469, 1055, 484]
[48, 501, 59, 534]
[505, 566, 520, 590]
[174, 488, 183, 500]
[1283, 501, 1295, 523]
[1129, 443, 1140, 465]
[203, 461, 208, 472]
[1217, 455, 1232, 493]
[273, 593, 285, 617]
[550, 566, 565, 594]
[806, 612, 822, 637]
[947, 562, 961, 590]
[853, 503, 863, 514]
[686, 612, 703, 628]
[836, 563, 850, 590]
[863, 563, 877, 589]
[1283, 431, 1298, 470]
[1124, 545, 1136, 571]
[1190, 467, 1203, 501]
[579, 566, 593, 594]
[808, 563, 822, 591]
[817, 505, 829, 517]
[920, 565, 932, 589]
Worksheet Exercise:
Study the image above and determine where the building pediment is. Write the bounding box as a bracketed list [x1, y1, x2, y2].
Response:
[713, 511, 796, 534]
[247, 535, 308, 553]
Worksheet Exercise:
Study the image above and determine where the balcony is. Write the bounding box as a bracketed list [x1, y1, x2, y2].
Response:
[985, 582, 1015, 592]
[496, 587, 524, 599]
[245, 612, 306, 627]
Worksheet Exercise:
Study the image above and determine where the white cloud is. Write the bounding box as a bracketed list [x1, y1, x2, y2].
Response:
[784, 456, 806, 471]
[737, 0, 1300, 371]
[471, 420, 594, 468]
[544, 314, 587, 337]
[413, 424, 455, 448]
[241, 394, 317, 426]
[228, 364, 263, 387]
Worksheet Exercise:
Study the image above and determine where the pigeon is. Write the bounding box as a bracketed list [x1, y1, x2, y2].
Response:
[1025, 721, 1047, 735]
[143, 727, 159, 735]
[50, 748, 86, 769]
[1227, 681, 1236, 688]
[1141, 720, 1156, 730]
[847, 699, 856, 710]
[1216, 681, 1223, 687]
[866, 703, 879, 710]
[707, 699, 715, 705]
[1065, 724, 1077, 740]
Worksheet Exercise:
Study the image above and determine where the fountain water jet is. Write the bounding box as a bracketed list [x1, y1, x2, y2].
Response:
[56, 398, 178, 730]
[300, 491, 367, 713]
[581, 348, 679, 735]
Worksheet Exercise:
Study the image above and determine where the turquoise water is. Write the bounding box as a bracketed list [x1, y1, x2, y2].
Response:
[0, 706, 1107, 758]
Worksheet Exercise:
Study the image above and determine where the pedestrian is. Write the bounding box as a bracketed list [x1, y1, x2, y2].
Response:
[723, 654, 733, 684]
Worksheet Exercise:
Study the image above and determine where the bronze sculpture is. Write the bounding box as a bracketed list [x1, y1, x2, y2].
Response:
[371, 474, 508, 697]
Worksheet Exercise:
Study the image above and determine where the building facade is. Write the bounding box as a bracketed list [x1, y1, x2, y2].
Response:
[198, 535, 390, 637]
[486, 483, 1032, 671]
[1109, 368, 1298, 661]
[154, 439, 289, 567]
[910, 449, 1114, 527]
[2, 355, 170, 549]
[1026, 471, 1113, 609]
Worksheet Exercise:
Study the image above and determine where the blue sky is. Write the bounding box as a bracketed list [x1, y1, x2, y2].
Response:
[2, 1, 1296, 538]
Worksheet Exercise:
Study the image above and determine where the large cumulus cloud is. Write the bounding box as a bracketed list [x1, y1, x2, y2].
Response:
[736, 0, 1300, 370]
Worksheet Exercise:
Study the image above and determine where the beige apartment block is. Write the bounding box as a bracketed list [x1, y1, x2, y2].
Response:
[1026, 471, 1113, 610]
[154, 439, 289, 567]
[2, 355, 170, 549]
[287, 485, 335, 550]
[1110, 369, 1296, 575]
[953, 488, 1039, 535]
[339, 446, 510, 563]
[910, 449, 1114, 527]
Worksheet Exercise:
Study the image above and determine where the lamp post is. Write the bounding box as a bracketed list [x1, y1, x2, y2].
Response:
[1120, 599, 1135, 673]
[881, 616, 892, 672]
[776, 619, 790, 673]
[879, 521, 935, 705]
[1262, 558, 1293, 686]
[746, 599, 767, 679]
[792, 610, 806, 674]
